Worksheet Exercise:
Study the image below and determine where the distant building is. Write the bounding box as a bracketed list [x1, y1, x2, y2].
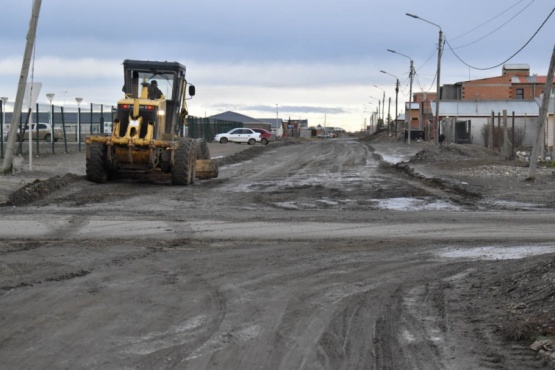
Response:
[441, 64, 552, 101]
[432, 100, 539, 147]
[408, 64, 553, 143]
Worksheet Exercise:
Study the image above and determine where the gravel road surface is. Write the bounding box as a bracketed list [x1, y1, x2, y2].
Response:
[1, 137, 554, 369]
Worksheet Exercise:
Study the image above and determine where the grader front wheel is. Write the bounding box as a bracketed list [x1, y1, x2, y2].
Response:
[171, 139, 195, 185]
[86, 142, 108, 183]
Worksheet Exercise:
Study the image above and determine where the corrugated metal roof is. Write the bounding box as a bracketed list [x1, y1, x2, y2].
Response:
[208, 111, 262, 123]
[432, 100, 539, 116]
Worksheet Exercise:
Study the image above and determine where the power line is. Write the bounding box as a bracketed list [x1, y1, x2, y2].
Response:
[450, 0, 530, 43]
[451, 0, 536, 50]
[446, 6, 555, 71]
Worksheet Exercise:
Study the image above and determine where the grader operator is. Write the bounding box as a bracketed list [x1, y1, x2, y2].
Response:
[85, 59, 217, 185]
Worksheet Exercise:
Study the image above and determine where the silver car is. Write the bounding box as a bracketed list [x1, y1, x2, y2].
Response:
[15, 123, 62, 142]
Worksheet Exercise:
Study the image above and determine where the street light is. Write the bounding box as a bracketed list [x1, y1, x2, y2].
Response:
[60, 91, 68, 106]
[369, 96, 381, 130]
[363, 103, 375, 133]
[388, 49, 414, 144]
[406, 12, 443, 144]
[380, 70, 400, 138]
[373, 84, 386, 124]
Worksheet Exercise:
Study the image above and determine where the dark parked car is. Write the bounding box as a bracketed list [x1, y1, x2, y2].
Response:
[251, 128, 275, 145]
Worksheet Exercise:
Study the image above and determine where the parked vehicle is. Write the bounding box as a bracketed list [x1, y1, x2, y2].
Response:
[251, 128, 275, 145]
[214, 128, 261, 145]
[16, 123, 62, 142]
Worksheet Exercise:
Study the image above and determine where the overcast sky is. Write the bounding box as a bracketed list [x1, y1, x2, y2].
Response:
[0, 0, 553, 131]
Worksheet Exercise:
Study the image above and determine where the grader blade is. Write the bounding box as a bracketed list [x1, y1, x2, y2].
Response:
[195, 159, 219, 179]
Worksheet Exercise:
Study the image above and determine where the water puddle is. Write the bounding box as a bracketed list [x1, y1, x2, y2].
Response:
[373, 197, 461, 211]
[437, 245, 555, 260]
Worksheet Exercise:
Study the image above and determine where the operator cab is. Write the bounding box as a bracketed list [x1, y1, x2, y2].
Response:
[118, 60, 195, 140]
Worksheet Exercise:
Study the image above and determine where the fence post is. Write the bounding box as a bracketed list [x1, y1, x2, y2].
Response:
[100, 104, 104, 134]
[511, 111, 515, 157]
[61, 106, 68, 154]
[51, 104, 55, 154]
[90, 103, 93, 135]
[78, 105, 82, 152]
[35, 103, 40, 156]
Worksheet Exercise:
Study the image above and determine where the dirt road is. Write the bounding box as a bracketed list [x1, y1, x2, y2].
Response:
[1, 138, 554, 369]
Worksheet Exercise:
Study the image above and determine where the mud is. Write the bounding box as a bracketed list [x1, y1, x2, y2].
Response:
[0, 135, 554, 369]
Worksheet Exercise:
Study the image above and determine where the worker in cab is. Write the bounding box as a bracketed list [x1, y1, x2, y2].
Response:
[148, 80, 163, 99]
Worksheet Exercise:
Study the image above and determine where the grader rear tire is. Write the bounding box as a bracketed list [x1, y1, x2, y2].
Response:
[86, 142, 108, 183]
[171, 138, 194, 185]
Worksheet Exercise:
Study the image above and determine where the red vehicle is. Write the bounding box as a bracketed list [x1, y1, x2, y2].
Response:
[251, 128, 275, 145]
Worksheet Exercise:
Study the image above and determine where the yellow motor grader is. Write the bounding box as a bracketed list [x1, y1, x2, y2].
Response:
[85, 59, 217, 185]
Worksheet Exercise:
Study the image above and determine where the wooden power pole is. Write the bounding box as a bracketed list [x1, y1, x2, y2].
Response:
[528, 44, 555, 180]
[1, 0, 42, 175]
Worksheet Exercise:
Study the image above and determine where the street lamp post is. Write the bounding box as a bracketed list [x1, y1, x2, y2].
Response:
[373, 85, 386, 125]
[380, 70, 400, 138]
[369, 96, 381, 129]
[388, 49, 414, 144]
[406, 13, 443, 144]
[363, 103, 375, 133]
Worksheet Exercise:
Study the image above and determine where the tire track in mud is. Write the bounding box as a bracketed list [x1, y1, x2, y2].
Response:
[373, 261, 549, 370]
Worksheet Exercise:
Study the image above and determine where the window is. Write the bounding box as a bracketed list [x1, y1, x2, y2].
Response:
[516, 88, 524, 100]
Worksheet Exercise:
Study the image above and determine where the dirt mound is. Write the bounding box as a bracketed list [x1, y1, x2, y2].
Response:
[496, 257, 555, 340]
[410, 143, 501, 164]
[3, 174, 82, 207]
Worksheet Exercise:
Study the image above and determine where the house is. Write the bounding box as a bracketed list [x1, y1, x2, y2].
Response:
[408, 64, 553, 143]
[432, 100, 539, 147]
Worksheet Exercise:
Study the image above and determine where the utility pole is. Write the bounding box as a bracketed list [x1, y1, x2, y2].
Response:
[381, 70, 400, 138]
[387, 97, 392, 135]
[436, 29, 443, 143]
[387, 49, 414, 143]
[2, 0, 42, 174]
[408, 59, 414, 143]
[406, 13, 443, 144]
[528, 44, 555, 180]
[394, 79, 399, 138]
[373, 85, 386, 124]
